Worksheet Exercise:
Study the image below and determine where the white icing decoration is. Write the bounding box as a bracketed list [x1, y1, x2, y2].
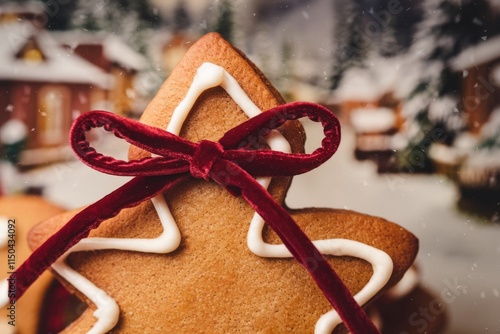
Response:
[51, 194, 181, 333]
[313, 241, 392, 333]
[0, 62, 394, 334]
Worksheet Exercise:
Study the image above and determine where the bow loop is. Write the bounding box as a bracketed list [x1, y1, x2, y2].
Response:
[70, 110, 197, 177]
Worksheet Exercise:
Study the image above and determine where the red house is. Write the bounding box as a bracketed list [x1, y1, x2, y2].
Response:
[0, 22, 112, 166]
[451, 35, 500, 134]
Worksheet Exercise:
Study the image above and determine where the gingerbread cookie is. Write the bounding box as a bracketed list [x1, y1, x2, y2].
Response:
[0, 195, 64, 333]
[23, 33, 420, 333]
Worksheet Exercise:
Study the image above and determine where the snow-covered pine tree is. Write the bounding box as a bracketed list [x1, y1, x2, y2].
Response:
[70, 0, 162, 53]
[173, 0, 191, 32]
[397, 0, 496, 172]
[0, 0, 78, 30]
[330, 0, 418, 90]
[214, 0, 234, 44]
[0, 119, 28, 165]
[252, 24, 275, 85]
[330, 0, 368, 90]
[277, 40, 294, 101]
[368, 0, 411, 57]
[394, 0, 423, 51]
[41, 0, 79, 30]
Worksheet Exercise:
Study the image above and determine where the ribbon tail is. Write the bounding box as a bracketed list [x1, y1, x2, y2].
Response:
[12, 174, 186, 302]
[219, 162, 379, 334]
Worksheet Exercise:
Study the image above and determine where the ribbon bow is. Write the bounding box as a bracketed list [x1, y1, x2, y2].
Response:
[12, 101, 379, 333]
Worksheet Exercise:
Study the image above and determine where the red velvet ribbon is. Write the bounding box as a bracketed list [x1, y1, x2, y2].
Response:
[12, 101, 379, 333]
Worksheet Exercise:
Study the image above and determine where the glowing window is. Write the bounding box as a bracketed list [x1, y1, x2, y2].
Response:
[23, 48, 43, 64]
[37, 86, 70, 145]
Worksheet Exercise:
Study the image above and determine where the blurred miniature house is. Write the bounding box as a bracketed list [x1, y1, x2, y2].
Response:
[0, 5, 146, 167]
[334, 62, 406, 172]
[335, 68, 384, 117]
[161, 33, 193, 75]
[452, 35, 500, 134]
[350, 107, 398, 159]
[0, 22, 112, 166]
[429, 36, 500, 213]
[55, 32, 147, 116]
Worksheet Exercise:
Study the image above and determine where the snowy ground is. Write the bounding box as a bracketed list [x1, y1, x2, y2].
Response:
[24, 130, 132, 208]
[22, 119, 500, 333]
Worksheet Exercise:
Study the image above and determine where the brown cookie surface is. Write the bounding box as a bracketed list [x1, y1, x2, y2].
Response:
[29, 33, 418, 333]
[0, 195, 64, 334]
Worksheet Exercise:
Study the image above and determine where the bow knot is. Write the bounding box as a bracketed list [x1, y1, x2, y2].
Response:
[190, 140, 224, 180]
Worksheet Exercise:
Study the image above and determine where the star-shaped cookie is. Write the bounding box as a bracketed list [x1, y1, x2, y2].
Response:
[28, 33, 419, 333]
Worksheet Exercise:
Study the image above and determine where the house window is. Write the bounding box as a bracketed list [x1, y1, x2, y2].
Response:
[18, 39, 45, 64]
[37, 86, 70, 145]
[0, 13, 18, 24]
[23, 48, 43, 64]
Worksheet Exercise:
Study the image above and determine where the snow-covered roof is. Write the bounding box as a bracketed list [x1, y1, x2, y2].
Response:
[428, 95, 459, 121]
[350, 107, 396, 133]
[334, 53, 424, 102]
[0, 118, 27, 144]
[451, 35, 500, 71]
[0, 23, 112, 88]
[463, 149, 500, 169]
[104, 36, 148, 71]
[428, 142, 469, 165]
[53, 31, 148, 72]
[334, 67, 384, 102]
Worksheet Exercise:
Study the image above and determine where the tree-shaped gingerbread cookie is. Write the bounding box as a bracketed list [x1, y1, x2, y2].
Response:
[6, 33, 440, 334]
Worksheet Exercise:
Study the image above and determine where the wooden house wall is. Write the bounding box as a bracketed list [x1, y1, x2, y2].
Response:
[461, 60, 499, 134]
[1, 81, 94, 150]
[0, 81, 11, 127]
